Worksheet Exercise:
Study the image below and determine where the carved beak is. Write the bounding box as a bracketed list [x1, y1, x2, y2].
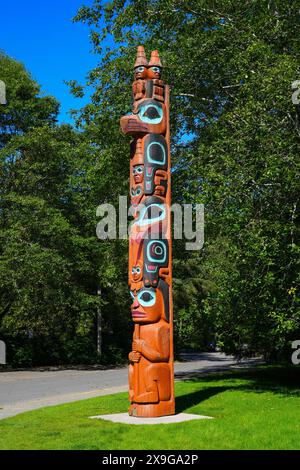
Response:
[120, 115, 149, 136]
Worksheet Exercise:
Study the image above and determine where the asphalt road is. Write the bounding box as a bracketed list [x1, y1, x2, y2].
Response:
[0, 352, 261, 419]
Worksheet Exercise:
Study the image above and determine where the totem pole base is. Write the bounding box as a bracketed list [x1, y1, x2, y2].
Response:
[129, 400, 175, 418]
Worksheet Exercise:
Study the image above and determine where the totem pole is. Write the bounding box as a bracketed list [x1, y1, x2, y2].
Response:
[120, 46, 174, 418]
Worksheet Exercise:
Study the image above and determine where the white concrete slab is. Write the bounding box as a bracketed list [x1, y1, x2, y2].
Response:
[89, 412, 213, 425]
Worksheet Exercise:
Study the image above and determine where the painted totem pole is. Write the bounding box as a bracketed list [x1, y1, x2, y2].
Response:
[120, 47, 175, 417]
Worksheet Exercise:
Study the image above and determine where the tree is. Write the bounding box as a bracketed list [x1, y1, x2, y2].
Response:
[0, 53, 131, 365]
[72, 0, 300, 359]
[0, 51, 58, 146]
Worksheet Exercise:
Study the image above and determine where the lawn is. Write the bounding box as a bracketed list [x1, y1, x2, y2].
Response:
[0, 367, 300, 450]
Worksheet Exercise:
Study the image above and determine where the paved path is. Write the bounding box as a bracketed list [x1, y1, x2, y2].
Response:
[0, 353, 261, 419]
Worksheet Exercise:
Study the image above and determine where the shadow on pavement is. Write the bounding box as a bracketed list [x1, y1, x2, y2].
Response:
[179, 352, 232, 362]
[175, 359, 264, 381]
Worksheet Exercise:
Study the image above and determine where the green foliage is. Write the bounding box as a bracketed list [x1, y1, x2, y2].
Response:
[1, 0, 300, 365]
[71, 0, 300, 359]
[0, 51, 58, 146]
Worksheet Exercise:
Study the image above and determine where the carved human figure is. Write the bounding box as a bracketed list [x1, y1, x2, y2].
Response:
[132, 166, 144, 184]
[128, 280, 170, 404]
[132, 46, 148, 109]
[146, 50, 164, 103]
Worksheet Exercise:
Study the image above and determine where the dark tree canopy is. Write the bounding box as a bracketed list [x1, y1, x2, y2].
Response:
[0, 1, 299, 365]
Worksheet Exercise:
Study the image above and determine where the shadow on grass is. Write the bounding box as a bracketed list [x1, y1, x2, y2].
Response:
[175, 366, 300, 414]
[176, 386, 230, 413]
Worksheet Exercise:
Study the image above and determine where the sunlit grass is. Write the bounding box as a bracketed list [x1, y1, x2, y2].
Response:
[0, 367, 299, 450]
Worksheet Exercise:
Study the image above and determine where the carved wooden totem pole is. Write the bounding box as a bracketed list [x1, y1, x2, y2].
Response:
[120, 46, 175, 417]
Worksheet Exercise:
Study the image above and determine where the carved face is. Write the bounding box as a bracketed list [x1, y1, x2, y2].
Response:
[131, 261, 143, 282]
[130, 286, 163, 323]
[132, 165, 144, 184]
[130, 185, 143, 206]
[147, 66, 162, 79]
[134, 65, 147, 80]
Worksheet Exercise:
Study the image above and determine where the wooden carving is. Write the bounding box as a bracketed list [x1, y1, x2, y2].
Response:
[120, 47, 175, 417]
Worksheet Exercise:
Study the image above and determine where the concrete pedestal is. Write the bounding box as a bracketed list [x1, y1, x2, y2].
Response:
[89, 412, 213, 425]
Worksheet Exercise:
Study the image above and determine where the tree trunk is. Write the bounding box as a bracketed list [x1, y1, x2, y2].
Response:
[97, 287, 102, 357]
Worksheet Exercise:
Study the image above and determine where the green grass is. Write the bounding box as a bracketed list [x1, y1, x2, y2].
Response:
[1, 366, 300, 450]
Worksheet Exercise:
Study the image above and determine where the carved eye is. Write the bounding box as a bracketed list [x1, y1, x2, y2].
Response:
[146, 240, 167, 264]
[143, 107, 160, 120]
[136, 267, 141, 274]
[137, 203, 166, 227]
[136, 187, 141, 195]
[145, 205, 162, 220]
[139, 103, 163, 124]
[137, 289, 156, 307]
[133, 166, 143, 175]
[151, 66, 161, 74]
[136, 66, 145, 73]
[131, 188, 136, 196]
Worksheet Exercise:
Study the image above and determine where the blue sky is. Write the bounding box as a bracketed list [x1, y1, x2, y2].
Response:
[0, 0, 99, 123]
